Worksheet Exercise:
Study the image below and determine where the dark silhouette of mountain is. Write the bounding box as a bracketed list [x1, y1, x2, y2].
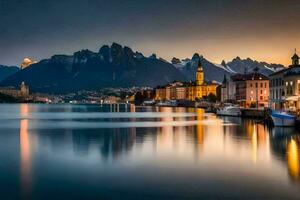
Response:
[0, 65, 19, 82]
[0, 43, 186, 93]
[1, 44, 286, 92]
[174, 55, 285, 83]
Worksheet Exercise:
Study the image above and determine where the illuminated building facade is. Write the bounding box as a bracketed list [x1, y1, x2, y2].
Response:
[222, 72, 269, 108]
[0, 81, 29, 98]
[269, 51, 300, 111]
[155, 60, 218, 101]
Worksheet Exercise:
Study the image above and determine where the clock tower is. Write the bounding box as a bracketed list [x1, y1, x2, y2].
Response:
[196, 60, 204, 86]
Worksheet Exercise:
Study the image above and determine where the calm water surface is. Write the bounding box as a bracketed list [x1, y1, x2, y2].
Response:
[0, 104, 300, 199]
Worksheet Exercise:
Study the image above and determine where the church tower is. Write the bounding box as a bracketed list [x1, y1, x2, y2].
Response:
[196, 59, 204, 86]
[20, 82, 29, 96]
[292, 49, 299, 66]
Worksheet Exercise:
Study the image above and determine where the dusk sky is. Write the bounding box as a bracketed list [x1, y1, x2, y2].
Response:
[0, 0, 299, 66]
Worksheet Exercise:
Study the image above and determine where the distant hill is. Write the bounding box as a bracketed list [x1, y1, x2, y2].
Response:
[0, 43, 186, 93]
[0, 65, 19, 82]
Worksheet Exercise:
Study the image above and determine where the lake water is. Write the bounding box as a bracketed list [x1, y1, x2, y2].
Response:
[0, 104, 300, 199]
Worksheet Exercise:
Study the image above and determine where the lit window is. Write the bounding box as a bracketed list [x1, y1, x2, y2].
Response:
[290, 81, 293, 85]
[251, 90, 253, 94]
[264, 90, 267, 94]
[286, 82, 288, 86]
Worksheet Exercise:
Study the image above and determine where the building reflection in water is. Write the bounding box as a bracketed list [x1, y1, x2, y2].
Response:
[19, 104, 32, 198]
[270, 127, 300, 182]
[195, 109, 204, 154]
[153, 107, 206, 158]
[287, 137, 300, 181]
[16, 103, 300, 187]
[250, 123, 270, 163]
[156, 107, 174, 154]
[252, 124, 258, 163]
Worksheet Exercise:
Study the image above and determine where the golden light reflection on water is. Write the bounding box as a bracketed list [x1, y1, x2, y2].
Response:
[287, 139, 300, 180]
[156, 107, 174, 153]
[252, 124, 258, 163]
[196, 109, 204, 148]
[148, 108, 300, 183]
[19, 104, 32, 198]
[14, 105, 300, 189]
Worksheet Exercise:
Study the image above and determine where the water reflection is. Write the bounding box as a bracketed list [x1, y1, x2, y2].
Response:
[287, 138, 300, 180]
[72, 128, 136, 160]
[6, 104, 300, 199]
[19, 104, 31, 199]
[268, 127, 300, 182]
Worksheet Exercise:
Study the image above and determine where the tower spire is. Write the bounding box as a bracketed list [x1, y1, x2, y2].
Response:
[292, 48, 299, 66]
[196, 58, 204, 86]
[197, 58, 202, 70]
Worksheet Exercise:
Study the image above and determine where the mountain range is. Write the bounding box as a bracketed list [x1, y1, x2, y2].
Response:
[0, 43, 285, 93]
[172, 54, 284, 83]
[0, 43, 185, 93]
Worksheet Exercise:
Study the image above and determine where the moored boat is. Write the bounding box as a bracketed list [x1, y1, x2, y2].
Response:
[270, 111, 296, 127]
[156, 100, 177, 107]
[216, 105, 241, 117]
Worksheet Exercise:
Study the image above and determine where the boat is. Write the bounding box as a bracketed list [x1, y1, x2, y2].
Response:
[142, 100, 155, 106]
[216, 105, 241, 117]
[270, 111, 296, 127]
[156, 100, 177, 107]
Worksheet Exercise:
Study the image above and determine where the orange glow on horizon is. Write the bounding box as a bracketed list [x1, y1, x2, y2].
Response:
[138, 36, 300, 66]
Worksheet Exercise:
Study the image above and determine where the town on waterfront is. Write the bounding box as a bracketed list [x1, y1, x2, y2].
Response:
[1, 51, 300, 127]
[2, 1, 300, 200]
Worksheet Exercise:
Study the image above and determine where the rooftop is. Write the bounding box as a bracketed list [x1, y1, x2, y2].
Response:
[292, 53, 299, 59]
[269, 65, 300, 76]
[231, 73, 269, 81]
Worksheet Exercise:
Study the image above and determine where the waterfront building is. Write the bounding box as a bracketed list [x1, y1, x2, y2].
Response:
[155, 60, 218, 101]
[155, 87, 167, 100]
[20, 82, 30, 96]
[175, 86, 187, 100]
[221, 75, 228, 102]
[269, 50, 300, 111]
[155, 81, 186, 100]
[188, 60, 218, 101]
[221, 75, 236, 102]
[0, 81, 29, 98]
[222, 71, 269, 108]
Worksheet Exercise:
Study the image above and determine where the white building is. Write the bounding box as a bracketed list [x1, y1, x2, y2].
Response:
[269, 51, 300, 112]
